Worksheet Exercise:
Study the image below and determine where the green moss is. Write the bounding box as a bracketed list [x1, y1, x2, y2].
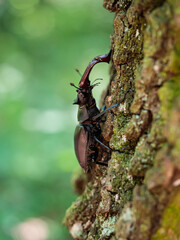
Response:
[151, 190, 180, 240]
[101, 216, 117, 238]
[105, 151, 135, 209]
[113, 114, 131, 135]
[131, 0, 165, 13]
[113, 11, 145, 65]
[159, 80, 180, 120]
[115, 204, 135, 239]
[144, 3, 172, 57]
[129, 136, 155, 177]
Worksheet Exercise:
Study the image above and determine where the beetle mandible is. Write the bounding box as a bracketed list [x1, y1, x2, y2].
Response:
[70, 50, 119, 172]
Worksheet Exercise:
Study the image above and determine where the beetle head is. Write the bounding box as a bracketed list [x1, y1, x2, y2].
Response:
[70, 83, 92, 106]
[71, 50, 112, 106]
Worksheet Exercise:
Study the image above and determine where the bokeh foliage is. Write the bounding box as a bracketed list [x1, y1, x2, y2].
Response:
[0, 0, 112, 239]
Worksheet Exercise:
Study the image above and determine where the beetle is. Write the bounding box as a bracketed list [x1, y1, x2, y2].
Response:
[70, 50, 122, 172]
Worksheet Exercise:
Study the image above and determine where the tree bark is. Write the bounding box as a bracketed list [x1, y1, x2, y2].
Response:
[63, 0, 180, 239]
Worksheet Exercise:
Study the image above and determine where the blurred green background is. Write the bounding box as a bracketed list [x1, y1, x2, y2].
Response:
[0, 0, 113, 239]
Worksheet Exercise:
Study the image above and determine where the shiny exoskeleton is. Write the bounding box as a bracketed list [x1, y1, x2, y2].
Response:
[71, 50, 117, 172]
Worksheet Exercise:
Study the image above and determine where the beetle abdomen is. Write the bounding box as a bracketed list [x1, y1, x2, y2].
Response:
[74, 124, 88, 172]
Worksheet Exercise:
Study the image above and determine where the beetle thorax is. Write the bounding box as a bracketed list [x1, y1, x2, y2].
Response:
[76, 89, 94, 107]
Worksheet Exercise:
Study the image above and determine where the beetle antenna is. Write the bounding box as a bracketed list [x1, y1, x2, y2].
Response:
[70, 82, 80, 89]
[75, 68, 82, 77]
[91, 82, 101, 88]
[92, 78, 103, 84]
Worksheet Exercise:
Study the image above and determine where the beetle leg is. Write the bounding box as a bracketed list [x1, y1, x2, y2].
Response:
[93, 89, 134, 122]
[94, 136, 127, 153]
[100, 105, 106, 112]
[94, 136, 112, 151]
[92, 103, 118, 121]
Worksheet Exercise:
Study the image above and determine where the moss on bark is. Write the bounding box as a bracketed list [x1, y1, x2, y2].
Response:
[63, 0, 180, 239]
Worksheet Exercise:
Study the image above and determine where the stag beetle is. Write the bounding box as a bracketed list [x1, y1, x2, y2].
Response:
[70, 50, 121, 172]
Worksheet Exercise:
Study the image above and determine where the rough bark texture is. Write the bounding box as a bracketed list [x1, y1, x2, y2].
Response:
[63, 0, 180, 239]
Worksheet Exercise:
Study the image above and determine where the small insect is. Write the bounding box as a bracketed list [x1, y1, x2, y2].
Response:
[70, 50, 121, 172]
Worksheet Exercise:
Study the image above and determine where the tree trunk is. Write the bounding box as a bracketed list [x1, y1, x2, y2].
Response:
[63, 0, 180, 239]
